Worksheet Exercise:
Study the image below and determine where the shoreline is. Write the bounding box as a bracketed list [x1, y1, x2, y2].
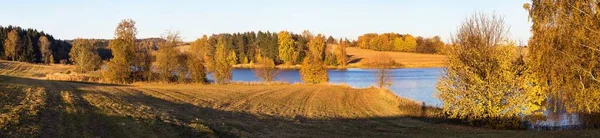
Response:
[233, 63, 445, 70]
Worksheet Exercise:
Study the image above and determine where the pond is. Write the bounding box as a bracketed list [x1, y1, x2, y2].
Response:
[207, 68, 595, 130]
[208, 68, 443, 106]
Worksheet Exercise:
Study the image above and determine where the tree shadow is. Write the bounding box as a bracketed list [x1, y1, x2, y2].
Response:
[3, 75, 600, 137]
[347, 55, 363, 64]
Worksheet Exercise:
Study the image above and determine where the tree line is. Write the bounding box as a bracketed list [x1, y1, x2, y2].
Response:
[356, 33, 445, 53]
[0, 26, 71, 64]
[64, 19, 346, 85]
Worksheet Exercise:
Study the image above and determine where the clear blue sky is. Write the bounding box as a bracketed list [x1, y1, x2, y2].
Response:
[1, 0, 531, 42]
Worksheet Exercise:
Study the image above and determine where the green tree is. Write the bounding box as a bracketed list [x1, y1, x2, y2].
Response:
[103, 19, 137, 84]
[133, 39, 153, 81]
[278, 31, 296, 65]
[18, 34, 34, 62]
[437, 13, 544, 128]
[324, 51, 338, 66]
[70, 39, 102, 73]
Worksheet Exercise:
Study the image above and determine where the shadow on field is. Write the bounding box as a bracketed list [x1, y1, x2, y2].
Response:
[0, 75, 475, 137]
[4, 75, 599, 137]
[347, 55, 363, 64]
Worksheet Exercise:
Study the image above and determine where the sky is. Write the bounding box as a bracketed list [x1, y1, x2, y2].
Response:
[1, 0, 531, 42]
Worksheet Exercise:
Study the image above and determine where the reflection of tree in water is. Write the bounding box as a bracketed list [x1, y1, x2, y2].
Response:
[527, 99, 600, 130]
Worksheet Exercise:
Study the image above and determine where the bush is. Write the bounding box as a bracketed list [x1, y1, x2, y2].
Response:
[300, 56, 328, 84]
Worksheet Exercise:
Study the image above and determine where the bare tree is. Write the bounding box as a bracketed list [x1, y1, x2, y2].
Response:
[39, 36, 52, 64]
[253, 56, 279, 82]
[373, 53, 395, 88]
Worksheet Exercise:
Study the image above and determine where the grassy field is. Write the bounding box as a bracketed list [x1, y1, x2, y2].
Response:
[1, 60, 599, 137]
[345, 47, 447, 68]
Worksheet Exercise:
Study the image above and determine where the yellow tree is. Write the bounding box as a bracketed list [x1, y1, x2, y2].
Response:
[3, 30, 20, 61]
[69, 39, 102, 73]
[437, 12, 544, 128]
[393, 35, 417, 52]
[103, 19, 137, 84]
[187, 35, 210, 83]
[525, 0, 600, 113]
[155, 31, 181, 83]
[213, 36, 235, 84]
[308, 34, 326, 60]
[335, 38, 348, 67]
[278, 31, 296, 65]
[300, 56, 328, 84]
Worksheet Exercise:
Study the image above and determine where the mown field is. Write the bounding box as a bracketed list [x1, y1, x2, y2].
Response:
[1, 60, 599, 137]
[344, 47, 447, 68]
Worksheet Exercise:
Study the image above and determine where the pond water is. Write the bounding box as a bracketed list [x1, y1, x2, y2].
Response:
[207, 68, 595, 130]
[208, 68, 443, 106]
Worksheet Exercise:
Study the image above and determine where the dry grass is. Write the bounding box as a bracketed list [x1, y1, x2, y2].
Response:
[0, 60, 74, 78]
[345, 47, 447, 68]
[1, 60, 600, 137]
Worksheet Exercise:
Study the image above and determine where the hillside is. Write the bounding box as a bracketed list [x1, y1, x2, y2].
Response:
[345, 47, 447, 68]
[1, 60, 599, 137]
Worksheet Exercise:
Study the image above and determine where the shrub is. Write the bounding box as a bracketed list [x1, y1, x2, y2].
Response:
[300, 56, 328, 84]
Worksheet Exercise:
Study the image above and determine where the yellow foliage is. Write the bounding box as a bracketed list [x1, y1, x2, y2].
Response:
[300, 56, 328, 84]
[437, 13, 544, 128]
